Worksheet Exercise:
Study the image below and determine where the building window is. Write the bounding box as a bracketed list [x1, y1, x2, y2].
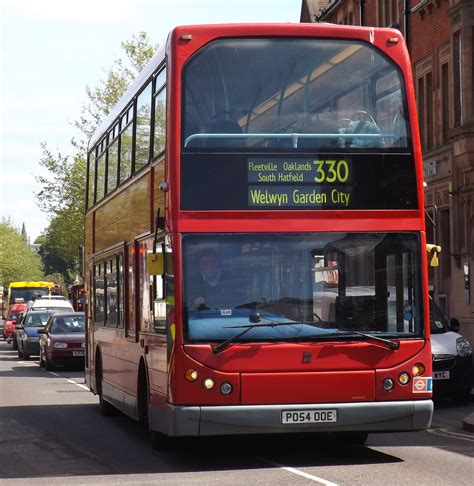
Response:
[441, 62, 450, 142]
[426, 72, 433, 150]
[453, 31, 462, 127]
[439, 209, 451, 291]
[378, 0, 399, 27]
[417, 77, 425, 149]
[417, 72, 433, 151]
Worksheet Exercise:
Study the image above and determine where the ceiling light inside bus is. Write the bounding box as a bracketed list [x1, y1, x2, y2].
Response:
[185, 369, 198, 382]
[202, 377, 215, 390]
[220, 382, 233, 395]
[382, 378, 394, 391]
[398, 372, 410, 385]
[412, 363, 425, 376]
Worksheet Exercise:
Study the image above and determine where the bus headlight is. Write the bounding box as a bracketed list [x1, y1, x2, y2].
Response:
[220, 382, 233, 395]
[382, 378, 394, 391]
[202, 377, 215, 390]
[456, 337, 472, 358]
[398, 372, 410, 385]
[412, 363, 425, 376]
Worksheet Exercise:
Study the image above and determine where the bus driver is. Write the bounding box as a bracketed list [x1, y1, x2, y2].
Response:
[191, 250, 234, 310]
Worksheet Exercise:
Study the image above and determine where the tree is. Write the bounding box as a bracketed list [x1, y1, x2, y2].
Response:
[35, 32, 157, 282]
[0, 219, 44, 286]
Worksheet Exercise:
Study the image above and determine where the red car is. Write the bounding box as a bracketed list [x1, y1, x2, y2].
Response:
[3, 303, 27, 341]
[38, 312, 85, 370]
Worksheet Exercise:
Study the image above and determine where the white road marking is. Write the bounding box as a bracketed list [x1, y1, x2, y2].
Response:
[66, 378, 89, 391]
[258, 457, 338, 485]
[428, 427, 474, 442]
[25, 359, 88, 390]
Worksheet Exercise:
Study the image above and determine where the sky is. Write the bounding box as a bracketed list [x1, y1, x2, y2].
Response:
[0, 0, 301, 241]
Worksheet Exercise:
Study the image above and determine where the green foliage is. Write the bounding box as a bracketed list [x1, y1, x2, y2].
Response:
[35, 32, 157, 283]
[74, 32, 158, 139]
[0, 219, 44, 286]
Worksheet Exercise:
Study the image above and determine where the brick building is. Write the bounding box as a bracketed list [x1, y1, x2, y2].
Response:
[301, 0, 474, 345]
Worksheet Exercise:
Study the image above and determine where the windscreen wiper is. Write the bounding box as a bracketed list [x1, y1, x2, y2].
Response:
[212, 312, 302, 355]
[329, 330, 400, 351]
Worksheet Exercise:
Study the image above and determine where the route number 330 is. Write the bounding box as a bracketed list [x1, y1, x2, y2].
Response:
[314, 160, 350, 183]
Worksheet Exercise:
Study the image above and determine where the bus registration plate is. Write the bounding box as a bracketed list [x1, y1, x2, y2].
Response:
[433, 371, 450, 380]
[281, 409, 337, 424]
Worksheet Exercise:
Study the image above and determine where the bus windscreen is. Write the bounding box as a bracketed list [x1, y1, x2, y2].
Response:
[183, 232, 423, 343]
[182, 38, 410, 151]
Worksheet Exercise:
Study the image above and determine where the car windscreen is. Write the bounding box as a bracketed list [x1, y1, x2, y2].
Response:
[25, 313, 51, 327]
[430, 300, 449, 334]
[50, 316, 85, 333]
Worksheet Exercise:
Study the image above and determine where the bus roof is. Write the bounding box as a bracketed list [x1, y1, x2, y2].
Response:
[9, 281, 55, 289]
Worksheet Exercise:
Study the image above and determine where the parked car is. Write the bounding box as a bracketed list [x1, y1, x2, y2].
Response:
[39, 312, 85, 370]
[430, 298, 473, 401]
[3, 302, 27, 346]
[15, 310, 59, 359]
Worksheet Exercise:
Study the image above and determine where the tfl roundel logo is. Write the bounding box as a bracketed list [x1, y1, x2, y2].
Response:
[412, 377, 433, 393]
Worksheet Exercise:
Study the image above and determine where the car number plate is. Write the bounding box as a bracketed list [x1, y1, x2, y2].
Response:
[72, 351, 85, 357]
[281, 409, 337, 424]
[433, 371, 450, 380]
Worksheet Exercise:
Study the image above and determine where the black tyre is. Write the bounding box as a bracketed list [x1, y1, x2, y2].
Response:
[96, 353, 115, 416]
[23, 351, 29, 361]
[17, 347, 23, 359]
[12, 339, 18, 350]
[39, 349, 45, 368]
[336, 431, 369, 445]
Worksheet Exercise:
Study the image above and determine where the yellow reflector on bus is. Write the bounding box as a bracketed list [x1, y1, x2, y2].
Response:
[412, 363, 425, 376]
[185, 369, 198, 382]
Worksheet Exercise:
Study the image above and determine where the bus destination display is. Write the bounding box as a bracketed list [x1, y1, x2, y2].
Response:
[247, 158, 352, 208]
[180, 153, 417, 211]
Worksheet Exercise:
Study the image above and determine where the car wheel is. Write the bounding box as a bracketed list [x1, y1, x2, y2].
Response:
[39, 349, 45, 368]
[17, 346, 23, 359]
[12, 339, 18, 350]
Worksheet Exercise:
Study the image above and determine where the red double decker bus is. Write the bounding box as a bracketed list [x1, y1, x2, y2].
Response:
[84, 23, 433, 446]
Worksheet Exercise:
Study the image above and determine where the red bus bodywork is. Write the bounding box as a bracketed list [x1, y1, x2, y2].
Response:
[85, 24, 432, 439]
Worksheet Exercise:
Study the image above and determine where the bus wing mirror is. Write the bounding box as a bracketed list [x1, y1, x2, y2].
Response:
[426, 244, 441, 267]
[148, 253, 164, 275]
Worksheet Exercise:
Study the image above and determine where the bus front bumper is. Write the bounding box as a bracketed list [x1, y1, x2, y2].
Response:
[151, 399, 433, 437]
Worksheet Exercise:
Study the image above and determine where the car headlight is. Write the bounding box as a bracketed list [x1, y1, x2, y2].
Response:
[456, 337, 472, 358]
[53, 342, 68, 349]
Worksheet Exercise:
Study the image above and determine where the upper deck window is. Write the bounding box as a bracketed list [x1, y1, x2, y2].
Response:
[182, 38, 410, 152]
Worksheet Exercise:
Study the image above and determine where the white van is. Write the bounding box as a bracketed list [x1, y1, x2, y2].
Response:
[30, 297, 74, 313]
